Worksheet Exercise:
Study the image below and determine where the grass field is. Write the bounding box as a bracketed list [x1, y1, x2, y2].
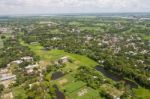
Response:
[64, 81, 86, 93]
[133, 87, 150, 99]
[144, 36, 150, 40]
[69, 87, 102, 99]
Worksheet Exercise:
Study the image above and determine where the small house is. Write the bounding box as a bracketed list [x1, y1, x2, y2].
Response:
[58, 56, 69, 64]
[21, 56, 33, 62]
[25, 63, 39, 73]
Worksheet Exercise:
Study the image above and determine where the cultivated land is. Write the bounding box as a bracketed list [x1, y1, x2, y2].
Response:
[0, 15, 150, 99]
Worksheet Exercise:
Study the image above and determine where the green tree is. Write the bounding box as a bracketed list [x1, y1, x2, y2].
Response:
[0, 84, 4, 94]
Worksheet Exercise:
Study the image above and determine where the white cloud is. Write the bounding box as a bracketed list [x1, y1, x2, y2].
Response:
[0, 0, 150, 15]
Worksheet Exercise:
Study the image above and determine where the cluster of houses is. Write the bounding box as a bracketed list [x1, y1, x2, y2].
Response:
[7, 56, 33, 66]
[0, 27, 12, 34]
[25, 63, 39, 74]
[0, 68, 16, 88]
[0, 56, 39, 88]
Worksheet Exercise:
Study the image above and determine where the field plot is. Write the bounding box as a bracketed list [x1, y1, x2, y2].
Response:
[69, 87, 101, 99]
[55, 73, 75, 86]
[133, 87, 150, 99]
[64, 81, 86, 93]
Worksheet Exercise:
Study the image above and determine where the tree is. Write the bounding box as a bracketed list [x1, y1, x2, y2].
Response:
[0, 84, 4, 94]
[1, 35, 6, 39]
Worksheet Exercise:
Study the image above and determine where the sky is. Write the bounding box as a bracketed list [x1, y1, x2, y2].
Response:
[0, 0, 150, 15]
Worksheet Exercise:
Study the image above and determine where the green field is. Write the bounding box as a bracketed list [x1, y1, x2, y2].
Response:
[69, 87, 102, 99]
[133, 87, 150, 99]
[144, 36, 150, 40]
[64, 81, 86, 93]
[20, 40, 98, 67]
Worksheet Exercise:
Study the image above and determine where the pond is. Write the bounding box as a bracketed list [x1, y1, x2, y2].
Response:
[95, 66, 138, 89]
[51, 71, 65, 80]
[53, 85, 65, 99]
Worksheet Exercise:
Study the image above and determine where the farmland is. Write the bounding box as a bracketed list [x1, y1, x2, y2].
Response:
[0, 15, 150, 99]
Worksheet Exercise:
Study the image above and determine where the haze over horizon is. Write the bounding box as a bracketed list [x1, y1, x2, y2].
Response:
[0, 0, 150, 15]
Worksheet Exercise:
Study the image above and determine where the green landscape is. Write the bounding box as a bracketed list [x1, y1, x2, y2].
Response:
[0, 13, 150, 99]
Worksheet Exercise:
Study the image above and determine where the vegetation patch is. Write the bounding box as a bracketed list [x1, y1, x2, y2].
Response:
[63, 81, 86, 93]
[12, 87, 27, 99]
[69, 87, 101, 99]
[133, 87, 150, 99]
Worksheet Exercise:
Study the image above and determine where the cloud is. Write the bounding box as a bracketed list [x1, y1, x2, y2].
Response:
[0, 0, 150, 15]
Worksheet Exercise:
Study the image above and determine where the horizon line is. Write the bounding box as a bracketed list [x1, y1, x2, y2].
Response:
[0, 12, 150, 17]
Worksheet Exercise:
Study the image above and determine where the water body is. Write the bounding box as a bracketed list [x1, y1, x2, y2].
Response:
[53, 85, 65, 99]
[51, 71, 65, 80]
[95, 66, 138, 89]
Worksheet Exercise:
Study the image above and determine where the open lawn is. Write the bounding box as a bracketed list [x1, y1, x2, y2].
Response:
[133, 87, 150, 99]
[69, 87, 102, 99]
[144, 36, 150, 40]
[55, 73, 75, 86]
[63, 81, 86, 93]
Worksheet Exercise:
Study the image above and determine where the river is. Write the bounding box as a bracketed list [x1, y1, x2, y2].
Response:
[95, 66, 138, 89]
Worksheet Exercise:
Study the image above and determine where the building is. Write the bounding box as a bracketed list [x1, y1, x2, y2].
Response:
[58, 56, 69, 64]
[25, 63, 39, 73]
[21, 56, 33, 62]
[0, 73, 16, 88]
[0, 75, 16, 81]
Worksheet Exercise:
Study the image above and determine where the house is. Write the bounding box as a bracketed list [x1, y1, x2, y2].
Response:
[30, 42, 39, 45]
[0, 27, 12, 33]
[25, 63, 39, 73]
[58, 56, 69, 64]
[11, 60, 23, 64]
[51, 37, 61, 41]
[0, 68, 9, 74]
[21, 56, 33, 62]
[147, 78, 150, 80]
[0, 74, 16, 81]
[0, 73, 16, 88]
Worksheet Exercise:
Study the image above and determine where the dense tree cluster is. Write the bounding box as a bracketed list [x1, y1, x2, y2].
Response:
[21, 17, 150, 89]
[75, 66, 110, 89]
[0, 38, 39, 68]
